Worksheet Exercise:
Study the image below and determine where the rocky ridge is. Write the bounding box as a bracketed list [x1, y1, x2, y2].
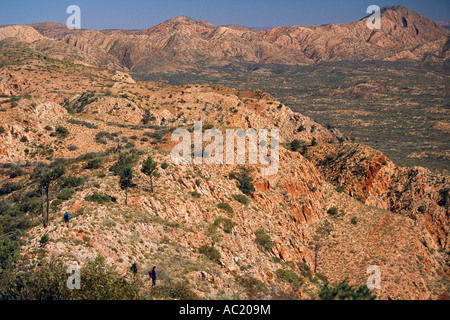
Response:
[0, 6, 447, 73]
[0, 46, 448, 299]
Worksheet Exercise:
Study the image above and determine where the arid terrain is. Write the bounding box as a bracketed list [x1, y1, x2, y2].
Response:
[0, 5, 448, 300]
[141, 60, 449, 173]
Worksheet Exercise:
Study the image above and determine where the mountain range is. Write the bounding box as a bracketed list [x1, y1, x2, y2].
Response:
[0, 6, 448, 73]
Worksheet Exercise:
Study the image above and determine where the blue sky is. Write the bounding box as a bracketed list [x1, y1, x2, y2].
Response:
[0, 0, 449, 30]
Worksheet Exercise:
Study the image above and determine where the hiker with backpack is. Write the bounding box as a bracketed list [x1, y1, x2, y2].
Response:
[131, 262, 138, 279]
[64, 212, 71, 227]
[149, 266, 156, 286]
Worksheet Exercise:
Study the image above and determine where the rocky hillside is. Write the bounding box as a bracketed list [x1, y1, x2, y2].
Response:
[1, 6, 448, 73]
[305, 143, 450, 253]
[0, 45, 448, 299]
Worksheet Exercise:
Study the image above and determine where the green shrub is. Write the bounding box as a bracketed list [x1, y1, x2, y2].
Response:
[0, 238, 21, 271]
[318, 280, 376, 300]
[39, 234, 49, 246]
[55, 126, 69, 139]
[75, 152, 105, 162]
[95, 131, 114, 144]
[109, 152, 138, 176]
[65, 105, 75, 114]
[228, 171, 239, 180]
[67, 145, 78, 151]
[289, 139, 307, 154]
[316, 220, 334, 236]
[297, 262, 313, 280]
[85, 192, 115, 204]
[275, 269, 303, 287]
[217, 202, 233, 214]
[0, 182, 24, 195]
[327, 207, 339, 216]
[254, 228, 273, 251]
[350, 217, 358, 225]
[0, 200, 35, 234]
[141, 109, 156, 125]
[0, 126, 5, 134]
[161, 162, 168, 170]
[213, 217, 236, 233]
[51, 199, 63, 208]
[152, 281, 198, 300]
[8, 167, 26, 178]
[0, 257, 143, 300]
[97, 172, 106, 178]
[18, 196, 41, 215]
[236, 276, 267, 299]
[189, 191, 201, 198]
[57, 188, 76, 201]
[84, 158, 103, 170]
[232, 194, 249, 205]
[438, 188, 449, 207]
[315, 273, 328, 283]
[198, 244, 221, 264]
[0, 199, 13, 215]
[60, 176, 85, 188]
[67, 119, 98, 129]
[66, 91, 97, 114]
[237, 173, 255, 196]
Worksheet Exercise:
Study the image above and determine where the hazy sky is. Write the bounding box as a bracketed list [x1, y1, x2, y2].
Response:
[1, 0, 449, 30]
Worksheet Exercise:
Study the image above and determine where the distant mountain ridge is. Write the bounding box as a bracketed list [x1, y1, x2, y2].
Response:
[0, 6, 448, 72]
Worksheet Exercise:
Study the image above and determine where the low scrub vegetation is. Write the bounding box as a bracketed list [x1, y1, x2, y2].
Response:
[254, 228, 273, 251]
[84, 192, 116, 204]
[232, 194, 249, 205]
[198, 244, 221, 264]
[318, 280, 376, 300]
[217, 202, 233, 214]
[0, 256, 142, 299]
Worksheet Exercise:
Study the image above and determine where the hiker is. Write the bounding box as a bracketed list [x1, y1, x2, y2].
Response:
[149, 266, 156, 286]
[64, 212, 71, 227]
[131, 262, 138, 279]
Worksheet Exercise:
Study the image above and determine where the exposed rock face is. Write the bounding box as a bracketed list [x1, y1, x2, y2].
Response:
[0, 25, 44, 43]
[305, 143, 450, 253]
[373, 6, 447, 46]
[263, 6, 448, 62]
[0, 70, 30, 96]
